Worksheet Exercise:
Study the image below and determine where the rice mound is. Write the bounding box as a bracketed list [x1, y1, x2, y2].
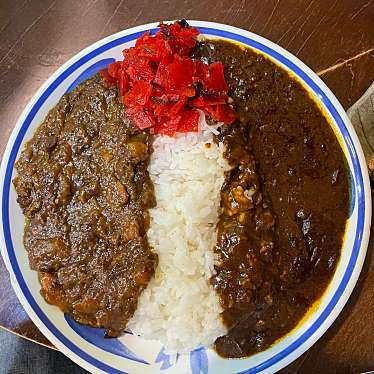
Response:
[128, 117, 229, 353]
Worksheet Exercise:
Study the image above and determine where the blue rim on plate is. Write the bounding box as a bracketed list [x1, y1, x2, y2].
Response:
[0, 23, 367, 373]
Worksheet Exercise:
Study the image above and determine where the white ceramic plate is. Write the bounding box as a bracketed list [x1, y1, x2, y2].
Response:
[0, 21, 371, 374]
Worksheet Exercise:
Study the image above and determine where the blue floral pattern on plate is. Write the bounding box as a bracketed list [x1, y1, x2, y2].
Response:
[155, 347, 180, 370]
[190, 347, 208, 374]
[64, 314, 149, 365]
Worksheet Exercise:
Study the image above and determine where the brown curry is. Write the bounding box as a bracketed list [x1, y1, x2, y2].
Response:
[13, 75, 157, 337]
[194, 40, 349, 357]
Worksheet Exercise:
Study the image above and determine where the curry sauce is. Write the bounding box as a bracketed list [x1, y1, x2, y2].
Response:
[13, 75, 157, 337]
[194, 40, 349, 358]
[13, 35, 349, 358]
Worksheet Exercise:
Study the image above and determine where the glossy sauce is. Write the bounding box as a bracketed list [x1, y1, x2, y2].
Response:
[194, 40, 349, 357]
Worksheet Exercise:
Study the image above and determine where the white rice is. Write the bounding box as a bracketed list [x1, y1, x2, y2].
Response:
[128, 114, 230, 353]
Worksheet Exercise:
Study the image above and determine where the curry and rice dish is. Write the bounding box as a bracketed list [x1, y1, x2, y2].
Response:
[13, 21, 349, 358]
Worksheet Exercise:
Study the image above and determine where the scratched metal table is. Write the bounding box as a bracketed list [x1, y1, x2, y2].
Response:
[0, 0, 373, 372]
